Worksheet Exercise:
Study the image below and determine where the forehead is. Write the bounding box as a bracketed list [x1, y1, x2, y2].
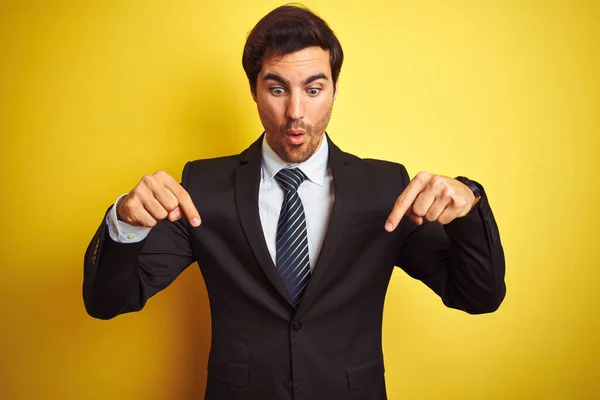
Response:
[260, 46, 331, 80]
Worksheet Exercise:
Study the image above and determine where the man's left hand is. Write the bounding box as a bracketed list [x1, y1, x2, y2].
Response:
[385, 171, 477, 232]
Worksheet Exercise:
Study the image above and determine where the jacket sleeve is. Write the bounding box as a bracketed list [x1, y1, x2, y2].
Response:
[395, 165, 506, 314]
[82, 162, 196, 320]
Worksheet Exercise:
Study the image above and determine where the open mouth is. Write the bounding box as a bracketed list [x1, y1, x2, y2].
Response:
[286, 130, 305, 145]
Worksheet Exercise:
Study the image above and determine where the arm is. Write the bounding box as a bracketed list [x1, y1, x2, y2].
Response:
[83, 163, 198, 319]
[392, 165, 506, 314]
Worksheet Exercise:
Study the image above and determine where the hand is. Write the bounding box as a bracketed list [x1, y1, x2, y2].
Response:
[385, 171, 476, 232]
[116, 170, 201, 228]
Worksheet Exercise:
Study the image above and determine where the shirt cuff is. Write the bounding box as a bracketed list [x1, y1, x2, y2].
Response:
[106, 193, 152, 243]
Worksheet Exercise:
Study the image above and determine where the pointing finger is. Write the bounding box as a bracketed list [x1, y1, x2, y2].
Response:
[385, 173, 429, 232]
[162, 176, 201, 227]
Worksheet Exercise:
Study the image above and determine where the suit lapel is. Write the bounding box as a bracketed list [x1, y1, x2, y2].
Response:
[297, 137, 353, 314]
[235, 134, 355, 312]
[235, 136, 295, 308]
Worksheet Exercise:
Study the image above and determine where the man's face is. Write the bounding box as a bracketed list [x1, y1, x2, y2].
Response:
[252, 46, 337, 163]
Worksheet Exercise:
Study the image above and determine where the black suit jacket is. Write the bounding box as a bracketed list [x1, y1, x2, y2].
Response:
[83, 135, 505, 400]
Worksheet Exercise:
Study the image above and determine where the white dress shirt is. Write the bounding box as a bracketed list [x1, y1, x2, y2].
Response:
[107, 136, 335, 271]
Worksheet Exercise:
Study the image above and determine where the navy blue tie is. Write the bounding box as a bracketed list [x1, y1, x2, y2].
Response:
[275, 168, 311, 307]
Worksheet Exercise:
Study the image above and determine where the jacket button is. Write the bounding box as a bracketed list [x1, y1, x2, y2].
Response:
[283, 381, 294, 390]
[291, 320, 303, 331]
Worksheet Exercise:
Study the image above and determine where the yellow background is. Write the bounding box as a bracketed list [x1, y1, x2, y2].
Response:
[1, 0, 598, 398]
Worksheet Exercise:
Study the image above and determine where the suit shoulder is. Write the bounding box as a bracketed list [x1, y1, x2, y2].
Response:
[180, 154, 241, 186]
[347, 153, 407, 175]
[361, 157, 404, 170]
[337, 151, 410, 188]
[185, 154, 241, 171]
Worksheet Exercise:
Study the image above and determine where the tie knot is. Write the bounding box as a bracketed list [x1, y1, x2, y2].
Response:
[275, 168, 307, 192]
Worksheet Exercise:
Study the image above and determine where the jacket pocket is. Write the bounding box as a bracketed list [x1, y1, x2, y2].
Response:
[208, 359, 249, 387]
[346, 359, 384, 391]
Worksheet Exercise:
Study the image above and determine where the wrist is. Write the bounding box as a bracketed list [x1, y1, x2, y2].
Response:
[114, 193, 129, 222]
[454, 176, 483, 213]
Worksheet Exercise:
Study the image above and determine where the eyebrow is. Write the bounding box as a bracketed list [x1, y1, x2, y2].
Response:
[263, 73, 329, 86]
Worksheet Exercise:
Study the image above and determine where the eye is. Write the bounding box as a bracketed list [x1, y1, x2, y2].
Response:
[307, 87, 322, 97]
[270, 87, 285, 96]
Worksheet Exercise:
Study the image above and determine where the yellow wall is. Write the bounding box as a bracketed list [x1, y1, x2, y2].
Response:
[1, 0, 598, 398]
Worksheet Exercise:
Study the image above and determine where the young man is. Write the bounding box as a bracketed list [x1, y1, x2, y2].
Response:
[83, 5, 505, 399]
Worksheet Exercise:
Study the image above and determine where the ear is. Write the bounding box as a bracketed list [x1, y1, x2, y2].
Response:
[250, 82, 257, 102]
[333, 79, 339, 100]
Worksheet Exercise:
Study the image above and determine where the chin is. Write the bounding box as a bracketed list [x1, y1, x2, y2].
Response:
[281, 151, 303, 164]
[282, 144, 310, 163]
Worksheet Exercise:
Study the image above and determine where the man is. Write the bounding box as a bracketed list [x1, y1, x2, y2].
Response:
[83, 4, 505, 400]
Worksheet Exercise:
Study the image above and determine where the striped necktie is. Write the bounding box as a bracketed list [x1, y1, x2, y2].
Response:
[275, 168, 311, 307]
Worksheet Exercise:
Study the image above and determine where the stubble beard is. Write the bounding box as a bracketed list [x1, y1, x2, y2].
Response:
[269, 105, 333, 164]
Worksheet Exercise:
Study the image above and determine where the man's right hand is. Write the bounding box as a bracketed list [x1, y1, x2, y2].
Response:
[116, 170, 201, 228]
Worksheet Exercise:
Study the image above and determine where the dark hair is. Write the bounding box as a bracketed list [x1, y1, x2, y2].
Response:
[242, 4, 344, 93]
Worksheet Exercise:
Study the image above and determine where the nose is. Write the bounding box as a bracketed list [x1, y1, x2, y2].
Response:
[285, 91, 305, 121]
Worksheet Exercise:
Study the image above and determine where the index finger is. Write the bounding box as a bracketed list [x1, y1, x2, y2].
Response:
[385, 175, 427, 232]
[163, 175, 201, 227]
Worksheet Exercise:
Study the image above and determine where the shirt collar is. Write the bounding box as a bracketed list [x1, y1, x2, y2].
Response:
[261, 134, 329, 187]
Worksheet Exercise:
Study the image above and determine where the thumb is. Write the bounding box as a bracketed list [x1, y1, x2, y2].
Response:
[167, 206, 181, 222]
[407, 210, 423, 226]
